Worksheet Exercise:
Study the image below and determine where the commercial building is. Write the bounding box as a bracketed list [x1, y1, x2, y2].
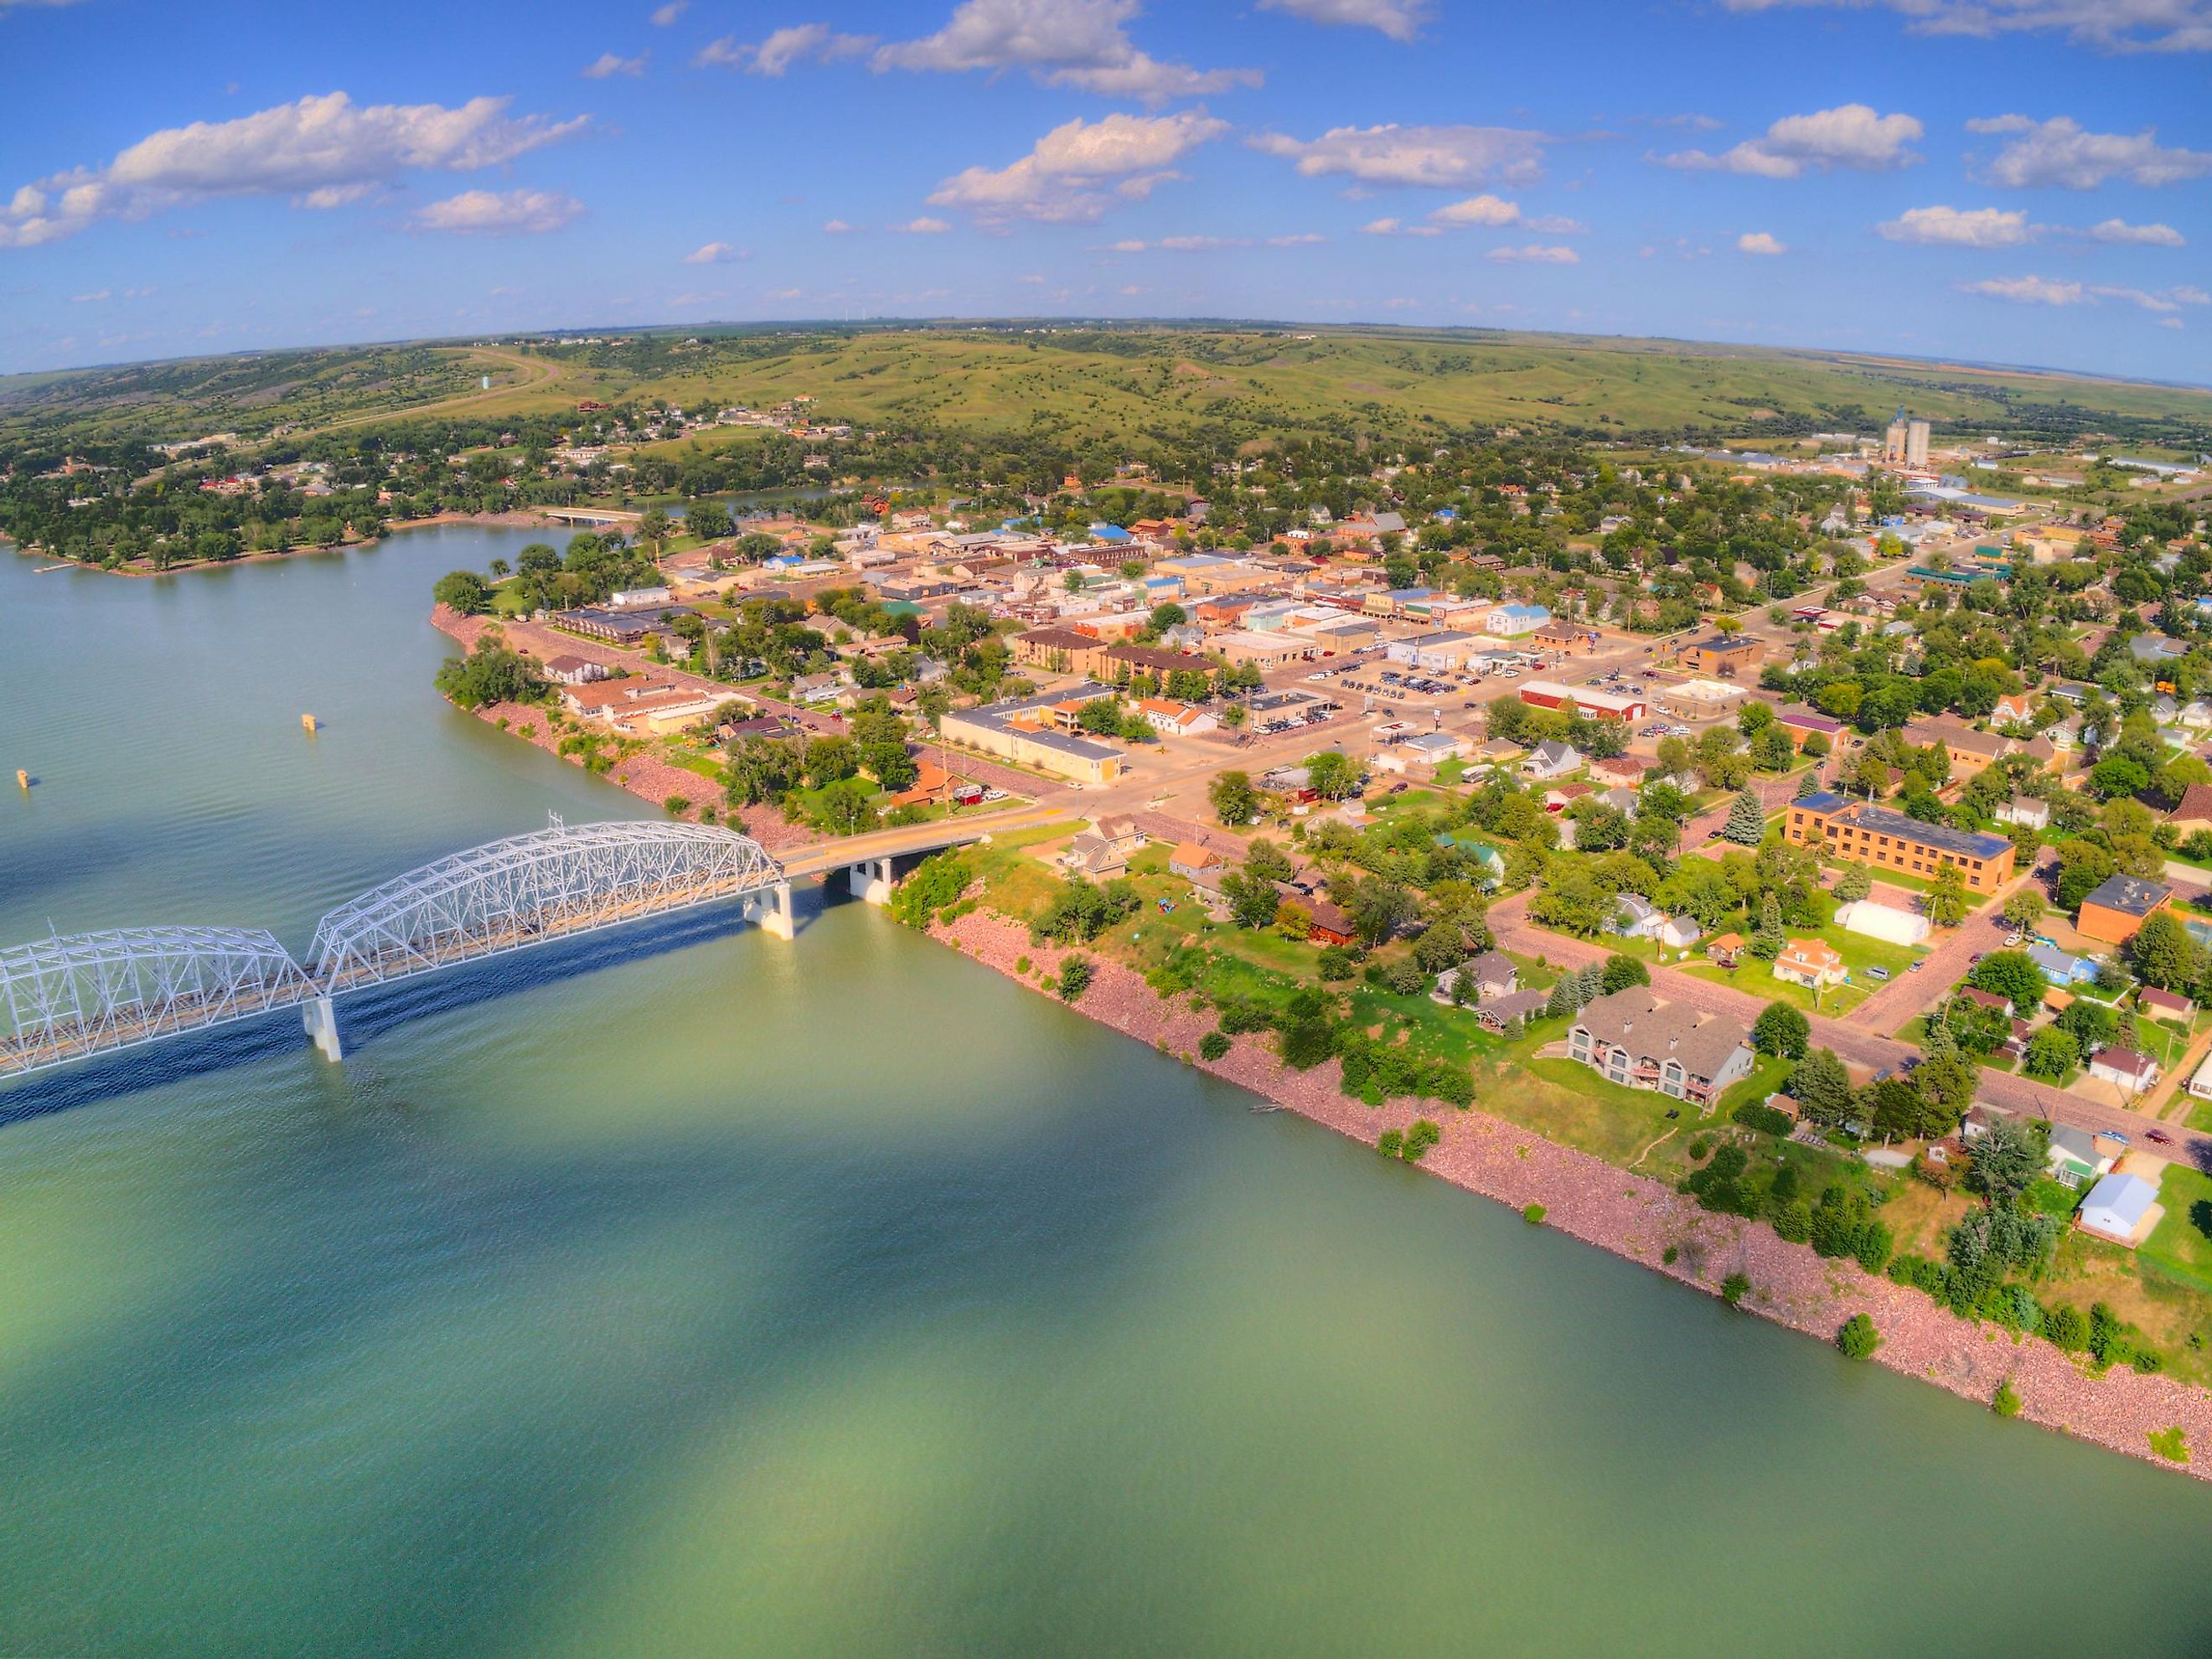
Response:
[1566, 988, 1755, 1108]
[939, 684, 1126, 785]
[1486, 603, 1552, 638]
[1678, 635, 1762, 678]
[1782, 792, 2016, 893]
[2077, 874, 2173, 946]
[1517, 680, 1648, 721]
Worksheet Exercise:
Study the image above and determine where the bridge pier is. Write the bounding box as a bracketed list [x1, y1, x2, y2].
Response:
[302, 995, 343, 1063]
[748, 881, 796, 941]
[848, 856, 895, 907]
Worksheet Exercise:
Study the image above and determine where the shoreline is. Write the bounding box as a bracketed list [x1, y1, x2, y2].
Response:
[3, 509, 558, 579]
[929, 905, 2212, 1484]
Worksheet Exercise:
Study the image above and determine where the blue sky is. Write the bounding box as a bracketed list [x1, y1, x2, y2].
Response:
[2, 0, 2208, 382]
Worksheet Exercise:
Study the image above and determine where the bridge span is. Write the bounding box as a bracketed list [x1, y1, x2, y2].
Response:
[0, 808, 1072, 1085]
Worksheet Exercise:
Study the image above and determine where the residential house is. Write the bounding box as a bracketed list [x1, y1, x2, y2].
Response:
[1988, 690, 2039, 726]
[2140, 986, 2194, 1025]
[2167, 783, 2212, 838]
[1470, 987, 1550, 1033]
[2029, 942, 2098, 985]
[1139, 699, 1218, 737]
[1901, 716, 2009, 778]
[1303, 899, 1357, 948]
[540, 654, 609, 686]
[1566, 987, 1756, 1107]
[1992, 796, 2050, 831]
[1772, 938, 1848, 990]
[2046, 1125, 2123, 1189]
[2078, 1172, 2161, 1247]
[2076, 874, 2173, 947]
[2087, 1047, 2160, 1094]
[1607, 895, 1665, 940]
[1707, 933, 1746, 969]
[1656, 915, 1704, 950]
[1522, 740, 1582, 780]
[1168, 842, 1224, 881]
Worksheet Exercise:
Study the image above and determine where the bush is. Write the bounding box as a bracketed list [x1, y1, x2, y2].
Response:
[1382, 959, 1428, 996]
[1377, 1129, 1404, 1159]
[1733, 1101, 1796, 1138]
[2149, 1426, 2191, 1465]
[1522, 1202, 1547, 1225]
[664, 794, 692, 817]
[1317, 945, 1357, 981]
[1403, 1119, 1441, 1162]
[1057, 956, 1093, 1001]
[1853, 1219, 1893, 1276]
[1993, 1380, 2022, 1419]
[1015, 956, 1031, 975]
[1199, 1031, 1232, 1062]
[1720, 1273, 1751, 1306]
[1837, 1314, 1880, 1359]
[1662, 1245, 1679, 1266]
[1773, 1200, 1813, 1243]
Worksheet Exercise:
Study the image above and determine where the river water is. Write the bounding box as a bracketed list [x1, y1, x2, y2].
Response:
[4, 527, 2212, 1656]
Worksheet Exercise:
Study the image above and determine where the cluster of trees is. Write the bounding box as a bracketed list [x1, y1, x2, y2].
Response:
[1030, 876, 1143, 946]
[722, 695, 921, 835]
[433, 637, 547, 711]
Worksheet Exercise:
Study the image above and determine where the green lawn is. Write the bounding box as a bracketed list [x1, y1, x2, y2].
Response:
[2142, 1165, 2212, 1296]
[1674, 917, 1924, 1017]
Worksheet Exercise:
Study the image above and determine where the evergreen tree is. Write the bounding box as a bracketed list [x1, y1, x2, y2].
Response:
[1832, 862, 1873, 903]
[1750, 892, 1787, 960]
[1791, 1048, 1853, 1124]
[1794, 768, 1821, 802]
[1724, 788, 1766, 845]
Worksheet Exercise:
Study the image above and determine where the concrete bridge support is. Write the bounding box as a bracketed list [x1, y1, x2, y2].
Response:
[747, 881, 796, 941]
[303, 995, 344, 1063]
[847, 856, 895, 907]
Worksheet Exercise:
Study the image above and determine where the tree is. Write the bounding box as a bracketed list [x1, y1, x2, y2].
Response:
[1724, 788, 1765, 845]
[1348, 879, 1419, 947]
[1210, 770, 1258, 826]
[1222, 871, 1284, 931]
[1925, 863, 1971, 929]
[724, 735, 805, 805]
[803, 735, 860, 787]
[432, 569, 492, 615]
[432, 639, 544, 709]
[2132, 910, 2202, 993]
[2001, 887, 2046, 935]
[1600, 954, 1650, 995]
[1246, 839, 1295, 883]
[1968, 949, 2046, 1014]
[1965, 1118, 2045, 1204]
[809, 776, 878, 836]
[2023, 1026, 2079, 1080]
[1750, 892, 1787, 960]
[1752, 1000, 1811, 1059]
[1833, 863, 1873, 903]
[1791, 1048, 1853, 1124]
[1305, 751, 1359, 801]
[1057, 955, 1093, 1001]
[1837, 1314, 1880, 1360]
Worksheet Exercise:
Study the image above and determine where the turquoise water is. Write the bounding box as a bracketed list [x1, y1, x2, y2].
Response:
[4, 530, 2212, 1656]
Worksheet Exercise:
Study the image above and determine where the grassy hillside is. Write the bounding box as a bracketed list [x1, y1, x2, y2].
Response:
[7, 323, 2211, 455]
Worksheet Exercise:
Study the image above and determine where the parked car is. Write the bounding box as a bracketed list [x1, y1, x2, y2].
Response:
[1868, 966, 1891, 981]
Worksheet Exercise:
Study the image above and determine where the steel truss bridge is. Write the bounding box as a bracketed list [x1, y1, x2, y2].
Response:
[0, 820, 789, 1083]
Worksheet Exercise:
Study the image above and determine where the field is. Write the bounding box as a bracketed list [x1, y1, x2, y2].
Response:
[9, 322, 2212, 456]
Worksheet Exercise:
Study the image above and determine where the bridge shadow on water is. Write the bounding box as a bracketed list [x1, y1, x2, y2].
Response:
[0, 888, 845, 1128]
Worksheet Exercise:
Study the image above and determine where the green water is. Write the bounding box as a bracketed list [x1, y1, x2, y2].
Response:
[3, 530, 2212, 1656]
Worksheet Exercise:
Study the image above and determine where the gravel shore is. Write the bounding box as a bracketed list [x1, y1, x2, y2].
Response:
[936, 907, 2212, 1482]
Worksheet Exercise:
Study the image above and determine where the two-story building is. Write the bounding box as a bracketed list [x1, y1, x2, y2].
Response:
[1782, 791, 2016, 894]
[1566, 988, 1755, 1108]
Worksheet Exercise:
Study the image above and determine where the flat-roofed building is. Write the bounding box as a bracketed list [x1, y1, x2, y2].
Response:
[2077, 874, 2173, 946]
[1517, 680, 1648, 721]
[1680, 634, 1762, 677]
[1783, 791, 2015, 893]
[939, 684, 1127, 785]
[1211, 628, 1319, 669]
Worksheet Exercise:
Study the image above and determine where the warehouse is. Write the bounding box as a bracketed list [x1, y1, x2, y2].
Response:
[1517, 680, 1648, 721]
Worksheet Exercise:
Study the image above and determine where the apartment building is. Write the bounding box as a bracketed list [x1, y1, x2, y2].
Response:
[1783, 791, 2016, 893]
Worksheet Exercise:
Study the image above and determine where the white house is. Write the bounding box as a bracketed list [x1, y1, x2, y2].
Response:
[2078, 1171, 2161, 1247]
[1992, 797, 2050, 831]
[2087, 1047, 2160, 1094]
[1522, 740, 1582, 780]
[1832, 898, 1930, 948]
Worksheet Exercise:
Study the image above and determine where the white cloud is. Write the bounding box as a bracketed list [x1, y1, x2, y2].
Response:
[698, 23, 875, 74]
[583, 51, 647, 78]
[2091, 217, 2185, 246]
[1959, 274, 2211, 311]
[650, 1, 688, 23]
[822, 218, 853, 233]
[1358, 216, 1439, 236]
[1487, 244, 1579, 263]
[1961, 274, 2085, 305]
[892, 215, 953, 233]
[876, 0, 1258, 104]
[69, 288, 109, 302]
[1429, 192, 1521, 226]
[413, 189, 583, 235]
[1252, 123, 1547, 188]
[298, 181, 379, 209]
[765, 287, 804, 299]
[0, 90, 587, 248]
[1878, 204, 2032, 246]
[928, 110, 1227, 225]
[1718, 0, 2212, 54]
[1265, 230, 1326, 245]
[1737, 230, 1787, 254]
[683, 240, 739, 263]
[1255, 0, 1431, 42]
[1659, 103, 1921, 178]
[1967, 114, 2212, 188]
[2160, 317, 2187, 329]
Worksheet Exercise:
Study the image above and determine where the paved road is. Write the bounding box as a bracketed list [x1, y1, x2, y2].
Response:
[1837, 846, 2057, 1035]
[778, 802, 1078, 879]
[1489, 888, 2212, 1168]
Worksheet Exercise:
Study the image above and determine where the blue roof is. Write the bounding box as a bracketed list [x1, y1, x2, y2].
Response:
[1088, 523, 1132, 541]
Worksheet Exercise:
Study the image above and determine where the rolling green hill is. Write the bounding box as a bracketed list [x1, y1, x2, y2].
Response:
[6, 323, 2210, 457]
